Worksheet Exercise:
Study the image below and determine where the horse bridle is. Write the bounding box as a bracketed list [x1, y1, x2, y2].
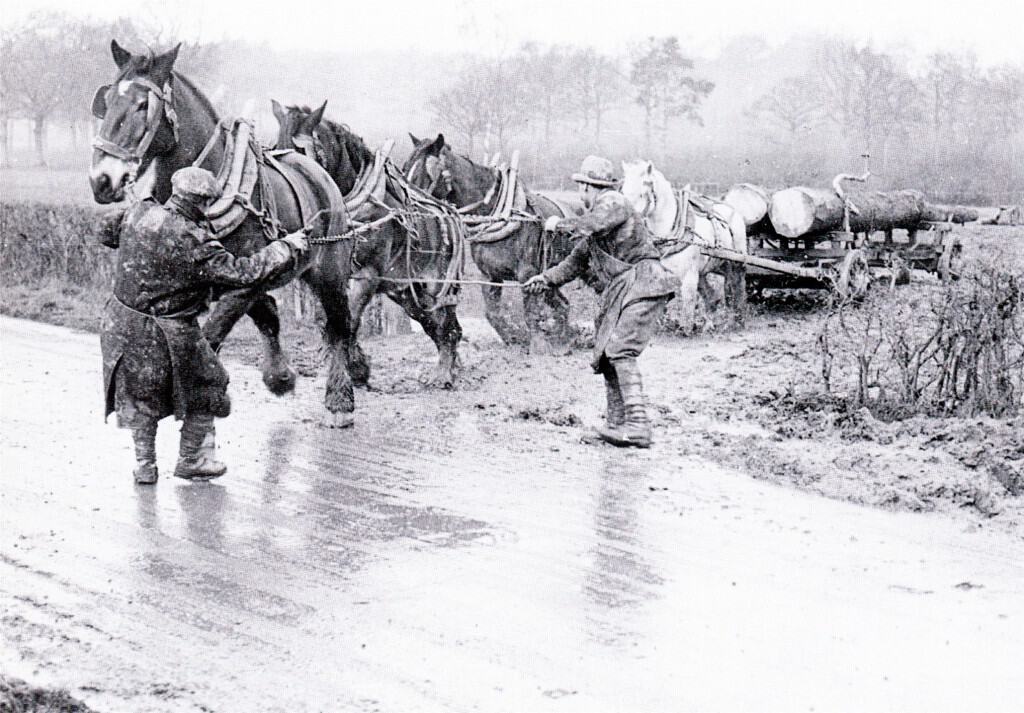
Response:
[638, 173, 658, 218]
[408, 153, 453, 200]
[91, 77, 178, 181]
[290, 132, 327, 166]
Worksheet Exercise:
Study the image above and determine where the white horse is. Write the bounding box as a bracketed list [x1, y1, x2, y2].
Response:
[621, 160, 747, 323]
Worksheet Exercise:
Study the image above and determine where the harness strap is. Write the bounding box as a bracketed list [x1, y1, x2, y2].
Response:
[91, 78, 172, 166]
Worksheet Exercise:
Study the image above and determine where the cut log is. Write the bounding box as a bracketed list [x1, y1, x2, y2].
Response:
[984, 205, 1021, 226]
[920, 204, 979, 223]
[723, 183, 771, 227]
[769, 187, 927, 238]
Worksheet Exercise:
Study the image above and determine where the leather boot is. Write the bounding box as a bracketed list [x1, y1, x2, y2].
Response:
[131, 419, 159, 485]
[174, 415, 227, 480]
[597, 359, 652, 448]
[604, 368, 625, 428]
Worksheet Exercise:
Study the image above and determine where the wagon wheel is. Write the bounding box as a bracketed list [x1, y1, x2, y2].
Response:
[938, 237, 964, 282]
[832, 248, 871, 302]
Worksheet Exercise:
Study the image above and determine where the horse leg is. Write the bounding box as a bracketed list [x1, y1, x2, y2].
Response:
[247, 293, 297, 396]
[697, 267, 723, 313]
[724, 263, 748, 321]
[482, 284, 528, 346]
[522, 285, 573, 356]
[346, 269, 378, 386]
[660, 247, 702, 334]
[304, 274, 356, 428]
[396, 293, 462, 388]
[202, 288, 255, 351]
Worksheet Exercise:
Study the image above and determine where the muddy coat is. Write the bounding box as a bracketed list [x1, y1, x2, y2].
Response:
[542, 189, 678, 370]
[99, 198, 298, 424]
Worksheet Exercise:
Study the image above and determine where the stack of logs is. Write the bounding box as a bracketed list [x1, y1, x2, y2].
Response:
[723, 183, 979, 237]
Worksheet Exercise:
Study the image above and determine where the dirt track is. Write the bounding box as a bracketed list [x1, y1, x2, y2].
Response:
[2, 315, 1023, 712]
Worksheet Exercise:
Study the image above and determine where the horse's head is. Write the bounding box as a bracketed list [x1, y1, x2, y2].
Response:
[272, 99, 327, 162]
[621, 160, 662, 218]
[90, 40, 181, 204]
[402, 133, 453, 200]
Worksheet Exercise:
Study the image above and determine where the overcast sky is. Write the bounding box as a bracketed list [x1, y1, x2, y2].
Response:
[2, 0, 1021, 64]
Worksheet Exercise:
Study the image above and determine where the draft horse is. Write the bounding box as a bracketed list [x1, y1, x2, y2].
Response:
[620, 160, 748, 325]
[402, 134, 584, 355]
[272, 102, 465, 387]
[89, 40, 357, 426]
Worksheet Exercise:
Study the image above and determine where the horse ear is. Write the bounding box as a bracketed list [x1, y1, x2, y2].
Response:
[309, 100, 327, 127]
[271, 99, 285, 124]
[645, 162, 653, 175]
[151, 43, 181, 81]
[426, 133, 445, 155]
[111, 39, 131, 68]
[408, 132, 421, 146]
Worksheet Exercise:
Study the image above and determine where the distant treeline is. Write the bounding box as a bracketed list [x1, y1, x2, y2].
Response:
[2, 13, 1022, 204]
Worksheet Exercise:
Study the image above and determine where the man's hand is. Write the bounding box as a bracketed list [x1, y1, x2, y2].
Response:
[543, 216, 562, 233]
[522, 274, 549, 294]
[280, 229, 310, 257]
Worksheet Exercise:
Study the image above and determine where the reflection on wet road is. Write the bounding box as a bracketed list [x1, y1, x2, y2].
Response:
[2, 316, 1023, 713]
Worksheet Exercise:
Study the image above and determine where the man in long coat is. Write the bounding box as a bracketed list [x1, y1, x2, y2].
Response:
[524, 156, 678, 448]
[100, 166, 309, 484]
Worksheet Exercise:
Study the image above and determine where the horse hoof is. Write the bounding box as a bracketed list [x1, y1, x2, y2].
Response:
[420, 370, 456, 390]
[263, 366, 297, 396]
[321, 411, 355, 429]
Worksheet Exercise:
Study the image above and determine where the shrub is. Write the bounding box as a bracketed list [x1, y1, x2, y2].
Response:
[820, 257, 1024, 419]
[0, 201, 114, 289]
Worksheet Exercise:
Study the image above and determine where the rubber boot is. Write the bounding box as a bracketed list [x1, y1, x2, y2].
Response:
[173, 415, 227, 480]
[131, 419, 159, 485]
[597, 359, 652, 448]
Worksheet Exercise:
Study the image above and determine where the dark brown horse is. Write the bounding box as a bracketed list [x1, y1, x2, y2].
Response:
[272, 102, 465, 388]
[402, 134, 582, 355]
[89, 41, 357, 427]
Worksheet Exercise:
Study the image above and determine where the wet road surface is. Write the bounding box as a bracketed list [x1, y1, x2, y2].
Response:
[2, 316, 1023, 712]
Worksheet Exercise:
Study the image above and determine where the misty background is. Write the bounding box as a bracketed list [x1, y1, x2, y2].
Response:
[1, 9, 1022, 204]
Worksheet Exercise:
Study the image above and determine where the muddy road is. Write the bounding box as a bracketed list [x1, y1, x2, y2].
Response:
[2, 315, 1023, 712]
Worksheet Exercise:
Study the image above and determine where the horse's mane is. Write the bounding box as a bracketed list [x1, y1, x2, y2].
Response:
[168, 72, 217, 119]
[289, 105, 374, 171]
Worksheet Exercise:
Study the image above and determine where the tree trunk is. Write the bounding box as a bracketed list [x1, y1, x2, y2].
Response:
[33, 116, 47, 167]
[769, 187, 928, 237]
[643, 107, 653, 156]
[723, 183, 772, 227]
[920, 204, 979, 223]
[543, 97, 552, 147]
[0, 117, 9, 168]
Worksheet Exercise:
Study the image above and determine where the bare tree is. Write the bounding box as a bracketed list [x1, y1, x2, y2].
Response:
[1, 13, 75, 166]
[567, 48, 625, 147]
[513, 43, 574, 147]
[428, 64, 490, 155]
[0, 31, 12, 167]
[428, 58, 529, 156]
[629, 36, 713, 156]
[818, 41, 921, 166]
[748, 75, 825, 140]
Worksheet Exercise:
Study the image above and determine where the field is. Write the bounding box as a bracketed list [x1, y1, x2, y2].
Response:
[1, 172, 1021, 534]
[1, 169, 1023, 710]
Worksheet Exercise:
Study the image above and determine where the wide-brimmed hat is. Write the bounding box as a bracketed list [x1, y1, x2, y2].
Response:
[171, 167, 222, 202]
[571, 155, 618, 187]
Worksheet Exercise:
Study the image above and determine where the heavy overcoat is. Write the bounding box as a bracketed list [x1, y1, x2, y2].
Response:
[99, 199, 297, 424]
